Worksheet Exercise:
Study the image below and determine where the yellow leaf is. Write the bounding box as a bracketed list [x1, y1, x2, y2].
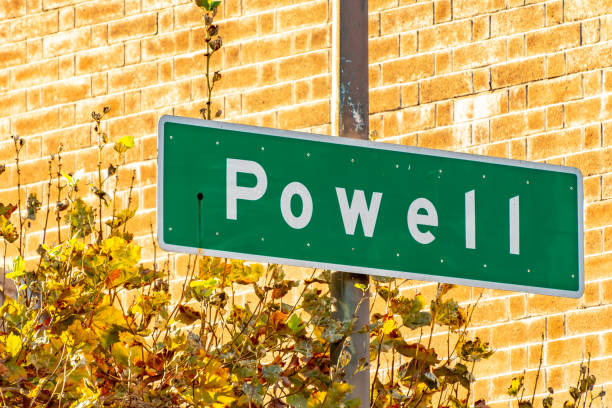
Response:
[382, 318, 396, 335]
[6, 332, 21, 357]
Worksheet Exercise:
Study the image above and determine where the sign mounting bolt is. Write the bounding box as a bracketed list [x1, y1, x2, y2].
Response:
[482, 174, 486, 179]
[484, 264, 487, 268]
[396, 253, 399, 257]
[261, 237, 264, 241]
[440, 258, 444, 263]
[169, 135, 173, 140]
[351, 158, 355, 163]
[215, 141, 219, 145]
[526, 180, 530, 184]
[261, 146, 265, 151]
[307, 153, 310, 157]
[307, 243, 310, 247]
[168, 227, 172, 231]
[570, 186, 574, 190]
[216, 232, 219, 236]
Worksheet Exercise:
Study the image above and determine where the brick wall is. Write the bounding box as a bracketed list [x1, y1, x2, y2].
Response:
[0, 0, 611, 405]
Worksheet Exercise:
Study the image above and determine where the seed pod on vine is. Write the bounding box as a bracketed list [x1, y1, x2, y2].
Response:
[209, 36, 222, 51]
[207, 24, 218, 37]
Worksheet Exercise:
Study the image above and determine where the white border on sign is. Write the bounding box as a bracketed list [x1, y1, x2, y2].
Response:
[157, 115, 585, 298]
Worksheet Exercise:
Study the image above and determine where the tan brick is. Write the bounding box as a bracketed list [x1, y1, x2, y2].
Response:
[434, 0, 451, 23]
[566, 148, 612, 176]
[584, 175, 601, 203]
[10, 11, 58, 41]
[453, 0, 505, 18]
[492, 4, 545, 36]
[527, 75, 582, 108]
[433, 101, 451, 126]
[399, 31, 417, 55]
[418, 124, 471, 150]
[584, 71, 602, 96]
[581, 18, 600, 44]
[141, 80, 190, 110]
[398, 104, 435, 133]
[603, 15, 612, 41]
[26, 88, 42, 111]
[584, 124, 602, 149]
[547, 52, 565, 78]
[75, 0, 123, 27]
[43, 28, 90, 58]
[278, 51, 328, 82]
[434, 51, 451, 74]
[0, 91, 26, 117]
[12, 108, 59, 137]
[0, 43, 26, 69]
[142, 30, 189, 61]
[76, 44, 124, 75]
[242, 0, 296, 14]
[244, 83, 293, 114]
[419, 20, 471, 52]
[528, 128, 582, 160]
[41, 0, 72, 10]
[108, 62, 157, 92]
[109, 13, 157, 43]
[369, 35, 399, 64]
[586, 200, 612, 229]
[277, 1, 327, 31]
[41, 76, 90, 107]
[508, 85, 525, 111]
[58, 104, 74, 127]
[241, 35, 292, 65]
[108, 111, 156, 139]
[278, 100, 329, 130]
[420, 72, 472, 103]
[173, 3, 201, 29]
[567, 43, 612, 74]
[381, 54, 434, 84]
[546, 0, 563, 25]
[547, 337, 584, 365]
[526, 23, 580, 56]
[41, 125, 91, 156]
[380, 3, 433, 35]
[566, 305, 612, 336]
[491, 112, 529, 141]
[565, 0, 612, 21]
[492, 57, 546, 88]
[58, 6, 74, 30]
[370, 86, 400, 114]
[546, 105, 563, 129]
[454, 91, 507, 122]
[11, 59, 58, 89]
[566, 97, 605, 127]
[454, 38, 505, 70]
[547, 314, 565, 339]
[0, 0, 26, 19]
[507, 34, 524, 60]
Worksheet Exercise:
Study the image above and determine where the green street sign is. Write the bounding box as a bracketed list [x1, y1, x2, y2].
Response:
[158, 115, 584, 298]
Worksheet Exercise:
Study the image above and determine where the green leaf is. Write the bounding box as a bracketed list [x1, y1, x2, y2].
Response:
[111, 342, 130, 368]
[288, 313, 301, 333]
[262, 364, 282, 384]
[114, 135, 135, 154]
[354, 283, 366, 293]
[6, 256, 25, 279]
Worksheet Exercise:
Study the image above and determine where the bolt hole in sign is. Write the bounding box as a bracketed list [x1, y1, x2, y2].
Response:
[157, 115, 584, 298]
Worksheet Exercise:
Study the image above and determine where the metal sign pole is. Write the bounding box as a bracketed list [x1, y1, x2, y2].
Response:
[331, 0, 370, 406]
